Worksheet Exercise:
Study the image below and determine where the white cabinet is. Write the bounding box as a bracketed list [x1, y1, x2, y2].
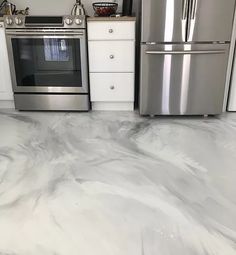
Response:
[90, 73, 134, 102]
[88, 21, 135, 40]
[88, 17, 136, 111]
[0, 22, 13, 107]
[228, 53, 236, 111]
[88, 41, 135, 73]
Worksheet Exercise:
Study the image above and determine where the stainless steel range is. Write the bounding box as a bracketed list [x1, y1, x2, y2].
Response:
[4, 15, 90, 111]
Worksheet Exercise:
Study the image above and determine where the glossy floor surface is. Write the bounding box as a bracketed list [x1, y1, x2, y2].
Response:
[0, 110, 236, 255]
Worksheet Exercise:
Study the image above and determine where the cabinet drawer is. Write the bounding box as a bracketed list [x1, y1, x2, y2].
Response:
[88, 41, 135, 72]
[88, 21, 135, 40]
[90, 73, 134, 102]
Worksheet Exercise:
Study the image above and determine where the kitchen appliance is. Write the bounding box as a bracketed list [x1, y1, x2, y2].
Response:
[71, 0, 85, 16]
[15, 7, 29, 16]
[93, 2, 118, 17]
[0, 0, 16, 16]
[228, 57, 236, 111]
[140, 0, 236, 116]
[4, 15, 90, 111]
[5, 1, 15, 15]
[122, 0, 133, 16]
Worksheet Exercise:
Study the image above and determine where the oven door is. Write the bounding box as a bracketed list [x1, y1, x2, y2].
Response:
[6, 30, 88, 94]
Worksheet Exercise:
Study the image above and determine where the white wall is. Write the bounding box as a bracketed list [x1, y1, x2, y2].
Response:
[12, 0, 123, 16]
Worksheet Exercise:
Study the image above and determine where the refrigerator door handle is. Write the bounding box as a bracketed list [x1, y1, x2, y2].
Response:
[190, 0, 197, 20]
[145, 50, 226, 55]
[182, 0, 188, 20]
[187, 0, 197, 41]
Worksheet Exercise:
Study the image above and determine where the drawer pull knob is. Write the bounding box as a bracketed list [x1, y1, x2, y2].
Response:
[110, 86, 115, 90]
[109, 29, 114, 33]
[109, 55, 115, 59]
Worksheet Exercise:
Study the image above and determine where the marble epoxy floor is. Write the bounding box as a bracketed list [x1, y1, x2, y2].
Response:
[0, 110, 236, 255]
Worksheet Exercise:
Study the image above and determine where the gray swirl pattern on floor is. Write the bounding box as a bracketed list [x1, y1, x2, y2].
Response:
[0, 110, 236, 255]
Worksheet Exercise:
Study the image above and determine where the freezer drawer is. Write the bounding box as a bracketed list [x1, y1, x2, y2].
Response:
[140, 44, 230, 115]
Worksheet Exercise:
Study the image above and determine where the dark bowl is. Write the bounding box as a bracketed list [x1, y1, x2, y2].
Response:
[93, 2, 118, 17]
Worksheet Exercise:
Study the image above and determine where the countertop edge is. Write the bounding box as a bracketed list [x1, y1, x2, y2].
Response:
[87, 16, 136, 22]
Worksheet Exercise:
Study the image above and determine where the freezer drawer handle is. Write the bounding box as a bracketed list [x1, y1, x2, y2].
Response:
[145, 50, 226, 55]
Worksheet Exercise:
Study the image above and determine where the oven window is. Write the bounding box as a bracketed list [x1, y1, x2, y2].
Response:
[11, 38, 83, 87]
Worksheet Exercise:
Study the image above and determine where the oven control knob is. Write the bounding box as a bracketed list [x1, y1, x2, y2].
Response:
[6, 17, 13, 25]
[65, 18, 73, 25]
[75, 18, 82, 25]
[15, 17, 22, 25]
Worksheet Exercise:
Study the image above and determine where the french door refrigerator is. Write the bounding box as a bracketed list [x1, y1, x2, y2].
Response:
[140, 0, 236, 115]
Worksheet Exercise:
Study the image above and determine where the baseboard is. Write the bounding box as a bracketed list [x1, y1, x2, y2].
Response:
[0, 100, 15, 109]
[92, 102, 134, 111]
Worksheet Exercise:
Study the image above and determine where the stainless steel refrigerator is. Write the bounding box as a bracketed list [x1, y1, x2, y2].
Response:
[139, 0, 236, 115]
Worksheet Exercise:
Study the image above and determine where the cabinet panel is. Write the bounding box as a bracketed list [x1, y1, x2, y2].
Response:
[88, 41, 135, 72]
[90, 73, 134, 102]
[88, 21, 135, 41]
[0, 23, 13, 101]
[228, 57, 236, 111]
